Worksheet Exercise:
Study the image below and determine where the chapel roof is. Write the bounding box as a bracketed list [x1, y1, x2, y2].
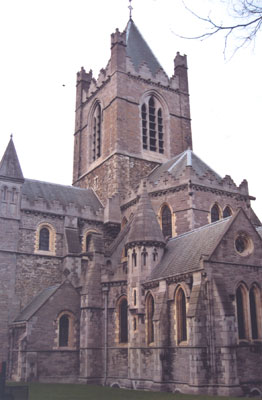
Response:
[0, 137, 24, 182]
[14, 285, 60, 322]
[125, 19, 165, 76]
[22, 179, 103, 213]
[149, 217, 232, 281]
[148, 149, 221, 183]
[126, 183, 165, 246]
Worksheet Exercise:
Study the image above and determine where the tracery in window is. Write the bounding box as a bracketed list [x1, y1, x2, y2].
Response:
[176, 287, 187, 344]
[92, 103, 101, 161]
[236, 285, 248, 340]
[211, 204, 221, 223]
[146, 293, 154, 344]
[223, 206, 232, 218]
[161, 205, 172, 238]
[141, 96, 164, 154]
[118, 297, 128, 343]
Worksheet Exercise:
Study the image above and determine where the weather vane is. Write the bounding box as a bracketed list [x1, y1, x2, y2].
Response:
[128, 0, 133, 20]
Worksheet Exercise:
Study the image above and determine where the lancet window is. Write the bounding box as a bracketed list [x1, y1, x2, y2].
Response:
[176, 287, 187, 344]
[223, 206, 232, 218]
[141, 96, 164, 154]
[92, 104, 101, 161]
[146, 293, 154, 344]
[161, 205, 172, 238]
[236, 285, 249, 340]
[118, 297, 128, 343]
[211, 204, 221, 223]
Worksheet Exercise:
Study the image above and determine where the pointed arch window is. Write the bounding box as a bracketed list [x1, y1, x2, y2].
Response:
[119, 297, 128, 343]
[223, 206, 232, 218]
[161, 205, 172, 238]
[236, 285, 248, 340]
[146, 293, 154, 344]
[92, 104, 101, 161]
[249, 286, 260, 340]
[176, 287, 187, 344]
[141, 96, 164, 154]
[211, 204, 220, 223]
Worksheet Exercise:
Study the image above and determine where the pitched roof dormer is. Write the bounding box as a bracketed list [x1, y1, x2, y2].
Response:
[0, 137, 24, 183]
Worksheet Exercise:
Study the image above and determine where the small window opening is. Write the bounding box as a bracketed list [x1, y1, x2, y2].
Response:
[250, 287, 259, 340]
[86, 234, 92, 252]
[134, 289, 137, 306]
[223, 206, 232, 218]
[132, 249, 137, 267]
[211, 204, 220, 223]
[153, 248, 158, 262]
[141, 247, 147, 267]
[59, 314, 69, 347]
[147, 294, 154, 344]
[162, 205, 172, 238]
[39, 227, 50, 251]
[119, 297, 128, 343]
[133, 317, 137, 331]
[176, 288, 187, 344]
[236, 286, 248, 340]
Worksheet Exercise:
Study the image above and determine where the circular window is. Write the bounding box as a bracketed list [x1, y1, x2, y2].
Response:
[235, 232, 253, 256]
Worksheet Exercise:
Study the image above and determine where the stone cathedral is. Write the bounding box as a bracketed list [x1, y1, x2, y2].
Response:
[1, 17, 262, 397]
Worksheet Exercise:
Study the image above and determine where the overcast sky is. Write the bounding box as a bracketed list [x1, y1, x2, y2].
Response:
[0, 0, 261, 216]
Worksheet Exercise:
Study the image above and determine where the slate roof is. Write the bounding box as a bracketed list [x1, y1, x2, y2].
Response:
[126, 19, 164, 76]
[126, 185, 165, 246]
[65, 229, 81, 254]
[149, 217, 232, 281]
[256, 226, 262, 239]
[0, 137, 24, 182]
[148, 149, 221, 183]
[14, 285, 60, 322]
[22, 179, 102, 212]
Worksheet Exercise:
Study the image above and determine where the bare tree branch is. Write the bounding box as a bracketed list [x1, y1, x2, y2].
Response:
[178, 0, 262, 55]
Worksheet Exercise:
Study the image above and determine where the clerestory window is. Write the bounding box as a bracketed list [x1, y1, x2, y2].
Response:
[141, 96, 164, 154]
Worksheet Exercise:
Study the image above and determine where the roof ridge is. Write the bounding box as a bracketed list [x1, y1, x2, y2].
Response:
[169, 217, 232, 242]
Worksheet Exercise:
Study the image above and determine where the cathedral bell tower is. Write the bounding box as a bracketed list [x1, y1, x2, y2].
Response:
[73, 19, 192, 204]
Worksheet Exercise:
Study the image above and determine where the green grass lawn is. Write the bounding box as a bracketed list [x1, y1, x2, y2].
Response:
[7, 382, 242, 400]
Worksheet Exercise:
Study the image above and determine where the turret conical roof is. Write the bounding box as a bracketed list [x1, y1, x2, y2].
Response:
[0, 137, 24, 182]
[126, 183, 165, 247]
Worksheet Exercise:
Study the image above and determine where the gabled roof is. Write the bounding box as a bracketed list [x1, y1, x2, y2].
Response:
[14, 284, 60, 322]
[0, 137, 24, 182]
[22, 179, 103, 212]
[149, 217, 232, 281]
[148, 149, 221, 183]
[126, 19, 164, 76]
[126, 184, 165, 246]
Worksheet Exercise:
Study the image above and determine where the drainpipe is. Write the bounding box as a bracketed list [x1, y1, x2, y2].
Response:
[103, 286, 109, 385]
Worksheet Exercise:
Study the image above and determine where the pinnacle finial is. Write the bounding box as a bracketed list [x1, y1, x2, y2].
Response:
[10, 133, 13, 139]
[128, 0, 133, 19]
